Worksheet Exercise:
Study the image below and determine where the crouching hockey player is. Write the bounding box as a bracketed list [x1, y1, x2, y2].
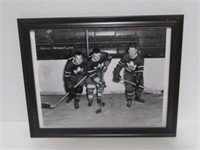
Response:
[63, 51, 87, 110]
[113, 45, 145, 107]
[85, 48, 112, 108]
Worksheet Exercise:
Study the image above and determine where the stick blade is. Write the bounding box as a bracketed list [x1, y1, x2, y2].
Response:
[96, 109, 102, 114]
[42, 103, 52, 109]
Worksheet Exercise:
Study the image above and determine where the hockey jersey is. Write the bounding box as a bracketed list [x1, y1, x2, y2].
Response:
[114, 53, 144, 80]
[64, 57, 87, 81]
[87, 52, 112, 79]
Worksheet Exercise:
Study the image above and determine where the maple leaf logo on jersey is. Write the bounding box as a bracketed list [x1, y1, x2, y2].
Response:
[94, 63, 104, 70]
[74, 67, 83, 74]
[126, 61, 137, 71]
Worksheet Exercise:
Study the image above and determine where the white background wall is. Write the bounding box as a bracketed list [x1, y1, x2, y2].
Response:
[38, 59, 165, 94]
[1, 0, 200, 150]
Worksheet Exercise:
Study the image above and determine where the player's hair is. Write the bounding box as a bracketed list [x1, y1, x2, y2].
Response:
[126, 43, 138, 53]
[92, 48, 100, 54]
[74, 51, 82, 56]
[129, 43, 138, 49]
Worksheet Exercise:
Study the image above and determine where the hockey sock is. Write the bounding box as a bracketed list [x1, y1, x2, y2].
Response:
[74, 93, 81, 109]
[126, 91, 135, 107]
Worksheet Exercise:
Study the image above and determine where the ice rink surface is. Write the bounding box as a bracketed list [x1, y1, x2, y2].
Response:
[41, 93, 163, 128]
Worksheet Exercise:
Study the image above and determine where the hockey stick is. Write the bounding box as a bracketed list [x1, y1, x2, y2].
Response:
[42, 76, 87, 109]
[120, 79, 163, 94]
[96, 69, 105, 114]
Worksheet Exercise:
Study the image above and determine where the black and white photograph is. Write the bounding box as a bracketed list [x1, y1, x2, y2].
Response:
[17, 15, 183, 137]
[31, 27, 170, 128]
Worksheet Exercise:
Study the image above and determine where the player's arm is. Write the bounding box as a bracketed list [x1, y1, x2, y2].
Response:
[113, 55, 125, 82]
[87, 60, 98, 79]
[103, 53, 112, 71]
[135, 55, 144, 84]
[63, 62, 73, 88]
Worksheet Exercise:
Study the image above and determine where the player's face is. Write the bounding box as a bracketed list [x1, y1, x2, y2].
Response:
[92, 53, 101, 62]
[75, 55, 83, 65]
[128, 47, 137, 59]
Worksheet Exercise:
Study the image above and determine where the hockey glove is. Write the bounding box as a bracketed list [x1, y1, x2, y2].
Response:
[93, 77, 101, 84]
[113, 72, 121, 83]
[102, 66, 107, 72]
[96, 81, 102, 88]
[135, 79, 140, 85]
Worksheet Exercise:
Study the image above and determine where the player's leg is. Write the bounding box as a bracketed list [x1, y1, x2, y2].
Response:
[96, 71, 105, 106]
[96, 85, 105, 107]
[73, 75, 85, 109]
[64, 78, 75, 103]
[85, 78, 95, 107]
[124, 71, 135, 107]
[74, 86, 83, 109]
[135, 77, 145, 103]
[99, 70, 107, 88]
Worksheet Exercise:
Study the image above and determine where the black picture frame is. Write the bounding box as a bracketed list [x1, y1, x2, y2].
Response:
[17, 15, 184, 137]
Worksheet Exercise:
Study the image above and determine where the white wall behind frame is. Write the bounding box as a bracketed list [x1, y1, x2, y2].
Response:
[1, 1, 199, 149]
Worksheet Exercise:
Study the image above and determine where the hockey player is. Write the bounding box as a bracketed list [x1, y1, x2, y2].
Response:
[63, 51, 87, 109]
[113, 45, 145, 107]
[86, 48, 112, 107]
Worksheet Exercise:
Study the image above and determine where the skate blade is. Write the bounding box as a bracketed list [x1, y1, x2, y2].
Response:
[96, 109, 102, 114]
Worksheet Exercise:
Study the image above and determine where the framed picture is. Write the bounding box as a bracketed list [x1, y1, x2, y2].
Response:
[17, 15, 184, 137]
